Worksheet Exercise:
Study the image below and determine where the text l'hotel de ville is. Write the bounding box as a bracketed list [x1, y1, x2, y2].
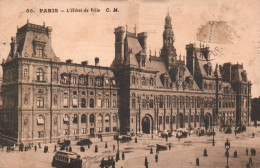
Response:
[26, 8, 119, 13]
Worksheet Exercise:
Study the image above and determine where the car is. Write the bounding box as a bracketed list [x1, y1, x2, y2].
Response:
[52, 151, 82, 168]
[76, 139, 92, 146]
[119, 135, 132, 143]
[156, 144, 167, 151]
[58, 139, 71, 147]
[225, 127, 232, 134]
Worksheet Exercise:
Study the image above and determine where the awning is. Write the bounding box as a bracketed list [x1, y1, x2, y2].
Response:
[63, 117, 69, 122]
[73, 99, 78, 106]
[105, 115, 110, 120]
[97, 115, 102, 121]
[244, 113, 247, 117]
[37, 118, 44, 125]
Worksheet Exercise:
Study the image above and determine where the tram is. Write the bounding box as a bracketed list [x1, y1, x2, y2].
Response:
[52, 151, 82, 168]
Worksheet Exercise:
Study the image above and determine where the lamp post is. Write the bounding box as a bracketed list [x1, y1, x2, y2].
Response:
[225, 139, 230, 168]
[212, 127, 215, 146]
[116, 129, 120, 161]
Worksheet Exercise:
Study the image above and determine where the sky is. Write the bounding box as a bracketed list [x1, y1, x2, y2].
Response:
[0, 0, 259, 97]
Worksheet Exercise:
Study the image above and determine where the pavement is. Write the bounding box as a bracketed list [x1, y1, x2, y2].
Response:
[0, 126, 259, 168]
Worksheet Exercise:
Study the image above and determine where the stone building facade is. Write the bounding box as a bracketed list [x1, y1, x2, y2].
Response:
[0, 22, 119, 144]
[0, 14, 252, 144]
[111, 13, 252, 134]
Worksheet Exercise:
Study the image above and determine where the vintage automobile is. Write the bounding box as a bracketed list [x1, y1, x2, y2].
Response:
[58, 139, 71, 147]
[225, 127, 232, 134]
[52, 151, 82, 168]
[156, 144, 167, 152]
[119, 135, 132, 143]
[76, 139, 92, 146]
[236, 125, 246, 134]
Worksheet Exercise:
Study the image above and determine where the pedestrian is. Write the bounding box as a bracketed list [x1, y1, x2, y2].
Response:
[69, 146, 72, 152]
[166, 135, 168, 142]
[246, 162, 250, 168]
[100, 158, 104, 168]
[203, 148, 208, 157]
[249, 157, 253, 165]
[122, 152, 125, 160]
[54, 145, 57, 152]
[155, 154, 158, 163]
[101, 135, 103, 142]
[150, 147, 153, 154]
[95, 145, 98, 153]
[233, 150, 237, 158]
[252, 133, 255, 138]
[113, 144, 115, 151]
[34, 145, 37, 152]
[105, 142, 108, 148]
[135, 137, 138, 143]
[145, 157, 148, 168]
[251, 148, 254, 156]
[38, 142, 41, 149]
[88, 143, 90, 149]
[196, 157, 199, 166]
[246, 148, 248, 156]
[111, 157, 115, 168]
[169, 144, 171, 150]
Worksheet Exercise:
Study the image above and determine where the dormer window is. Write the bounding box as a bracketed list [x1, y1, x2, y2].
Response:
[36, 45, 43, 57]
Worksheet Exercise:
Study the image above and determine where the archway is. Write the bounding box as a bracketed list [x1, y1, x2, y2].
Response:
[204, 113, 212, 130]
[179, 113, 184, 128]
[142, 116, 150, 134]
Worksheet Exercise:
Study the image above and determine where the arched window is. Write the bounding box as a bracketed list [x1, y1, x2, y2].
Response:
[150, 77, 154, 86]
[131, 76, 135, 85]
[90, 98, 94, 108]
[73, 114, 78, 124]
[96, 76, 101, 86]
[81, 98, 86, 108]
[89, 114, 95, 124]
[36, 68, 44, 82]
[81, 114, 86, 123]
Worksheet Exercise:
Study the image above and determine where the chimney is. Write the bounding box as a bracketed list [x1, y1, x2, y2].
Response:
[114, 26, 125, 63]
[10, 37, 17, 58]
[137, 32, 147, 54]
[95, 57, 99, 66]
[66, 59, 72, 64]
[46, 26, 52, 41]
[81, 61, 88, 66]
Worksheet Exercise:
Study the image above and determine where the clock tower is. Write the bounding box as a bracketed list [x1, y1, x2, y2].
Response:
[160, 13, 177, 69]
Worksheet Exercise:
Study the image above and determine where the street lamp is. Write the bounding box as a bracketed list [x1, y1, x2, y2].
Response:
[116, 129, 120, 161]
[212, 127, 215, 146]
[225, 139, 230, 168]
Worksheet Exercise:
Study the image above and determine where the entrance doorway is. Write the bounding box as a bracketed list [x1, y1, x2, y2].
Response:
[179, 113, 184, 128]
[142, 116, 150, 134]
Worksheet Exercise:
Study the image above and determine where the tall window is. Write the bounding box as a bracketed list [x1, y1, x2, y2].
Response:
[105, 99, 110, 108]
[81, 98, 86, 108]
[63, 98, 68, 108]
[36, 97, 44, 108]
[105, 114, 110, 123]
[132, 99, 136, 108]
[23, 69, 27, 78]
[131, 76, 135, 85]
[36, 68, 44, 82]
[113, 99, 117, 108]
[149, 99, 154, 108]
[73, 114, 78, 124]
[81, 114, 86, 123]
[89, 114, 95, 124]
[36, 46, 43, 57]
[142, 99, 146, 108]
[159, 96, 163, 108]
[90, 98, 94, 108]
[166, 116, 170, 124]
[150, 77, 154, 86]
[159, 116, 162, 124]
[142, 77, 146, 85]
